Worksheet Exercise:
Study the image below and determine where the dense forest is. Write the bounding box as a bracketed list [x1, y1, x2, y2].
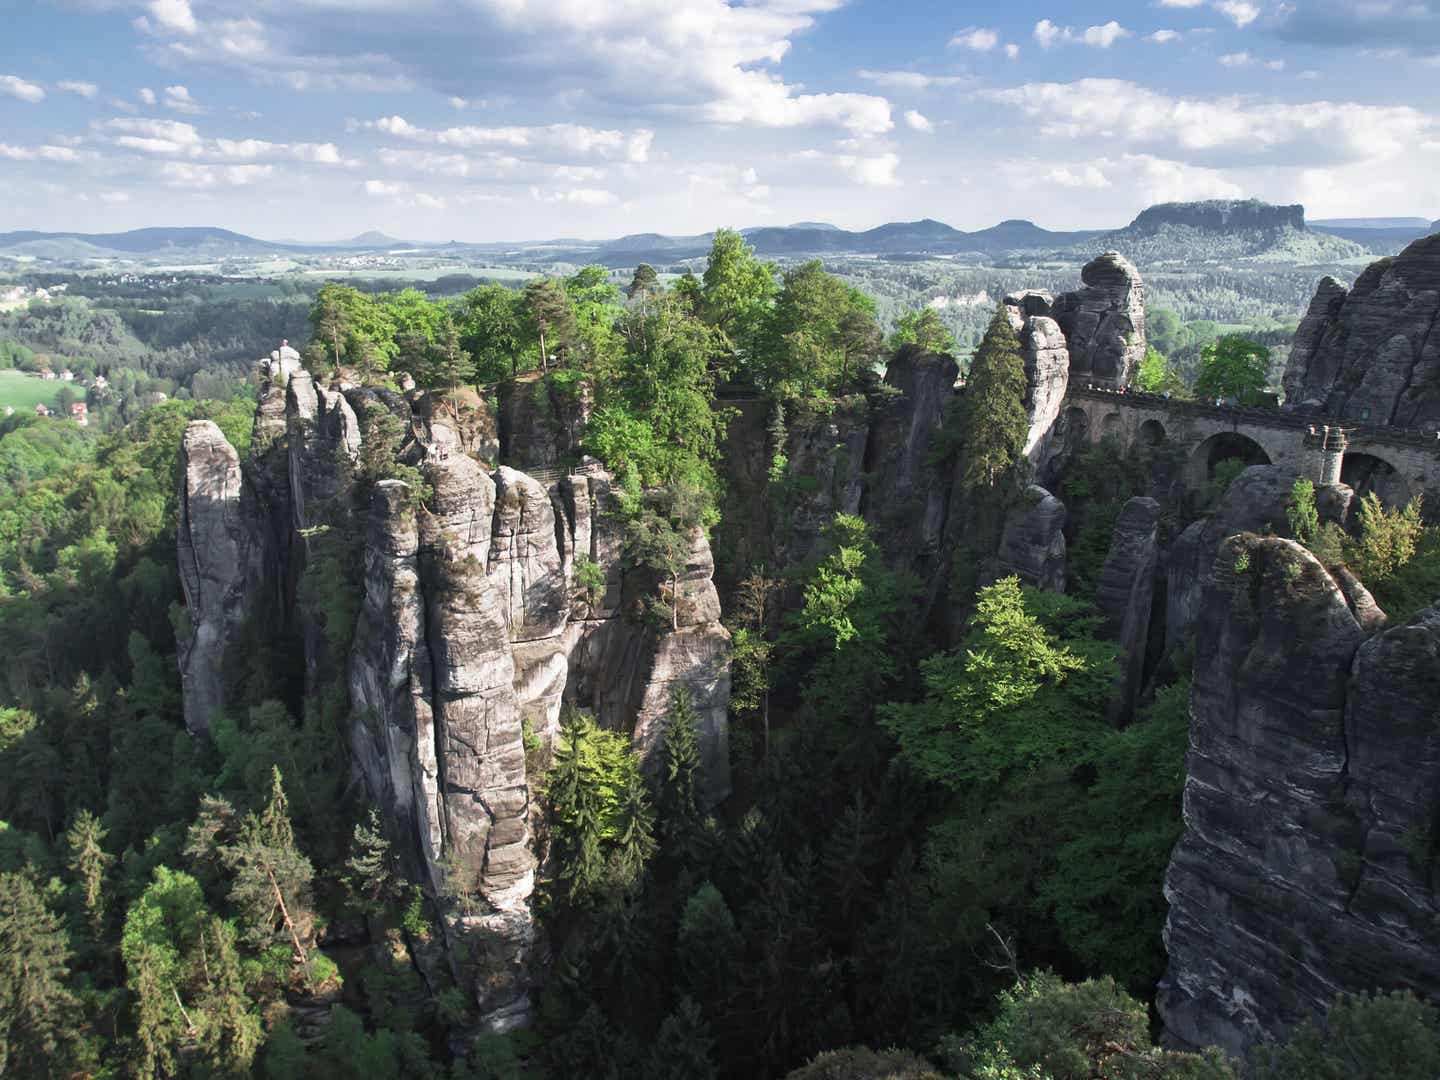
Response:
[3, 229, 1438, 1080]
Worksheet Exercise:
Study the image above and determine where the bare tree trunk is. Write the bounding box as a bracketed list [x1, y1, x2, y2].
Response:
[266, 865, 309, 964]
[173, 988, 197, 1035]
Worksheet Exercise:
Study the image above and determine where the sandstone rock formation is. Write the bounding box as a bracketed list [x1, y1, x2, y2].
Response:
[1159, 534, 1440, 1062]
[1095, 497, 1161, 724]
[1165, 466, 1294, 656]
[1011, 308, 1069, 471]
[862, 346, 958, 567]
[1050, 252, 1146, 389]
[177, 420, 258, 735]
[178, 351, 733, 1030]
[1282, 234, 1440, 427]
[498, 375, 590, 471]
[994, 485, 1067, 592]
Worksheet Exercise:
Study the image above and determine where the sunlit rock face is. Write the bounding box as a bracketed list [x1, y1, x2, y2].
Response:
[179, 354, 732, 1030]
[1283, 234, 1440, 427]
[1050, 251, 1146, 389]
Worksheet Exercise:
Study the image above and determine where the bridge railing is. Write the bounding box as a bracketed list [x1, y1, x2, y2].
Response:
[1065, 384, 1440, 452]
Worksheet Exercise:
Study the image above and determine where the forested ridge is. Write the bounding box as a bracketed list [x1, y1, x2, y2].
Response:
[2, 229, 1438, 1080]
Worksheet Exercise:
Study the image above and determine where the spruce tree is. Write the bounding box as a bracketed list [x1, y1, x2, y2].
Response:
[647, 997, 718, 1080]
[960, 304, 1030, 491]
[343, 809, 396, 917]
[65, 808, 112, 943]
[550, 708, 605, 907]
[660, 686, 703, 857]
[608, 770, 657, 897]
[193, 917, 263, 1077]
[0, 872, 78, 1076]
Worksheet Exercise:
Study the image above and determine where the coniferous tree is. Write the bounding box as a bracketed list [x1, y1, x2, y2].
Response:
[432, 313, 474, 401]
[193, 917, 263, 1078]
[0, 872, 78, 1076]
[608, 770, 657, 898]
[523, 279, 576, 372]
[647, 996, 718, 1080]
[343, 809, 397, 917]
[960, 305, 1030, 491]
[65, 808, 112, 943]
[549, 708, 605, 907]
[628, 263, 659, 311]
[659, 686, 703, 856]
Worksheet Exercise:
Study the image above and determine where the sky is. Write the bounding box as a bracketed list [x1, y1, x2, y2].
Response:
[2, 0, 1439, 242]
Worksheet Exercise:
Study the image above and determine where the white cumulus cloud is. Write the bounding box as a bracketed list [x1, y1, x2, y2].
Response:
[1034, 20, 1130, 48]
[147, 0, 197, 34]
[904, 109, 934, 132]
[1215, 0, 1261, 28]
[1, 75, 45, 103]
[58, 81, 99, 98]
[950, 27, 999, 51]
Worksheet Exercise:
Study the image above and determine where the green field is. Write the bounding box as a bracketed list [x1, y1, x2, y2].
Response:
[0, 370, 64, 412]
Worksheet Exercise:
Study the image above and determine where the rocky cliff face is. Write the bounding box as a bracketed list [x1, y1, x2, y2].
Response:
[994, 485, 1067, 592]
[1159, 534, 1440, 1062]
[1282, 233, 1440, 427]
[1095, 496, 1161, 724]
[177, 354, 732, 1029]
[177, 420, 260, 735]
[1050, 251, 1146, 389]
[1004, 293, 1070, 474]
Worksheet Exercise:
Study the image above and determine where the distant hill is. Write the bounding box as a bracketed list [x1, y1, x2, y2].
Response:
[1099, 200, 1367, 263]
[582, 217, 1108, 266]
[347, 230, 405, 247]
[1311, 216, 1433, 230]
[0, 227, 277, 255]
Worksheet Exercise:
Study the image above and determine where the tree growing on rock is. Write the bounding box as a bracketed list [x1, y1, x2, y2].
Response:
[523, 278, 577, 372]
[959, 305, 1030, 491]
[888, 308, 955, 355]
[1194, 334, 1270, 405]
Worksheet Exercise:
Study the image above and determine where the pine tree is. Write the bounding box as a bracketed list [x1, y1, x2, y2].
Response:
[523, 279, 576, 372]
[432, 313, 475, 401]
[961, 305, 1030, 490]
[0, 872, 78, 1076]
[648, 997, 718, 1080]
[660, 686, 704, 858]
[628, 263, 659, 311]
[65, 809, 112, 943]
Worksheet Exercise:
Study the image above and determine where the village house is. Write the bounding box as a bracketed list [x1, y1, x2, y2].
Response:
[34, 403, 50, 416]
[39, 367, 55, 381]
[60, 369, 74, 381]
[70, 401, 89, 427]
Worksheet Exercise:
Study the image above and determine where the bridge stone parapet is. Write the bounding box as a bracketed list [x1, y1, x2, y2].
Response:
[1060, 385, 1440, 508]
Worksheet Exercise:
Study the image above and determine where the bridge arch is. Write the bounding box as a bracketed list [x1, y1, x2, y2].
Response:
[1100, 412, 1122, 441]
[1188, 430, 1271, 486]
[1341, 451, 1412, 507]
[1139, 418, 1167, 448]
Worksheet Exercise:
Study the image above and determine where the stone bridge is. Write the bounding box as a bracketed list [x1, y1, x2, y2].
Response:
[1061, 385, 1440, 508]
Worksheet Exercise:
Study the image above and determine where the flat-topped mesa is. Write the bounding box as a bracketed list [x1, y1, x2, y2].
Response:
[1128, 199, 1306, 234]
[1282, 233, 1440, 428]
[1050, 251, 1146, 389]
